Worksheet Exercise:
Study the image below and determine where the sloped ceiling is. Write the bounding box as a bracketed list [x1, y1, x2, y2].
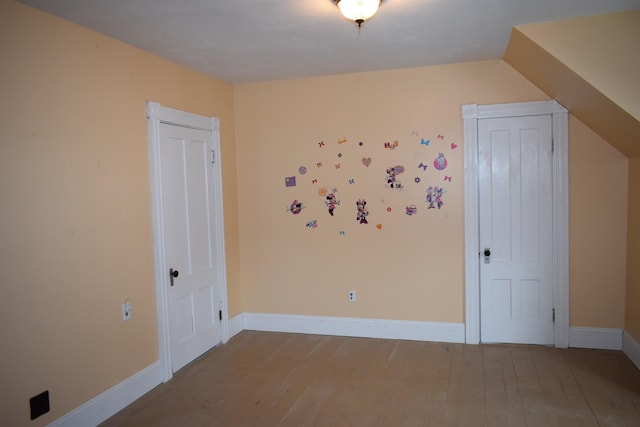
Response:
[503, 10, 640, 157]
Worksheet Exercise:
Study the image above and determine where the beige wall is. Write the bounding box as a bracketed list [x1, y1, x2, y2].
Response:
[569, 116, 628, 328]
[234, 61, 629, 327]
[627, 158, 640, 340]
[0, 1, 239, 426]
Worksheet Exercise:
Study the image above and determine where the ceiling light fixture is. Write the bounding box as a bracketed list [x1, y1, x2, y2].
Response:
[335, 0, 381, 29]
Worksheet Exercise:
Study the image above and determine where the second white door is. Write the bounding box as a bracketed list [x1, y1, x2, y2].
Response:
[159, 123, 221, 372]
[478, 114, 554, 345]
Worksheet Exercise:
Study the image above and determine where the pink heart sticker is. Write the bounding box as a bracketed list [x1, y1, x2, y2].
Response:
[451, 143, 458, 150]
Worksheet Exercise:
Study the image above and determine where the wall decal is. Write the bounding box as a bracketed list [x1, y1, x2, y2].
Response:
[325, 192, 340, 216]
[288, 200, 305, 215]
[426, 186, 446, 209]
[433, 153, 448, 171]
[356, 199, 369, 224]
[284, 127, 455, 236]
[384, 140, 399, 150]
[386, 165, 405, 189]
[285, 176, 297, 187]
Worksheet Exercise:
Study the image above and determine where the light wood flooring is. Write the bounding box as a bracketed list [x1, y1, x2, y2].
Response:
[101, 331, 640, 426]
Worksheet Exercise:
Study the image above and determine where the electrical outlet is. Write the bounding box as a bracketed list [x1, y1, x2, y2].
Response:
[121, 301, 132, 321]
[29, 390, 50, 420]
[348, 290, 356, 302]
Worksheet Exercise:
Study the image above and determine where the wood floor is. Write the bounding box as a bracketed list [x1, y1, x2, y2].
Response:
[101, 331, 640, 427]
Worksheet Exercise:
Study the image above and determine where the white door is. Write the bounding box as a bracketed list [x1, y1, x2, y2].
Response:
[159, 123, 221, 372]
[478, 115, 554, 345]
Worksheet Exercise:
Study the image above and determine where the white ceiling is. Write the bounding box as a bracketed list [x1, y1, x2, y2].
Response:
[20, 0, 640, 84]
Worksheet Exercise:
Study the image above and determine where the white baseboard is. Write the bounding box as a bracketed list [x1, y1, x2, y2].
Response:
[48, 361, 162, 427]
[228, 313, 244, 339]
[623, 330, 640, 370]
[242, 312, 465, 343]
[568, 326, 623, 350]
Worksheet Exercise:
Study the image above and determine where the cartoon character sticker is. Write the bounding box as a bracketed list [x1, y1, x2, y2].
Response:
[385, 165, 405, 189]
[426, 186, 446, 209]
[288, 199, 304, 215]
[325, 192, 340, 216]
[433, 153, 448, 171]
[356, 199, 369, 224]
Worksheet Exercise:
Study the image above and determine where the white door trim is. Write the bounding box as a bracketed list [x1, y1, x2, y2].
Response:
[463, 100, 569, 347]
[147, 102, 229, 382]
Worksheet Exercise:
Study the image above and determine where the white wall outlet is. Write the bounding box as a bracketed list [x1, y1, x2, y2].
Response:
[348, 290, 356, 302]
[121, 301, 132, 321]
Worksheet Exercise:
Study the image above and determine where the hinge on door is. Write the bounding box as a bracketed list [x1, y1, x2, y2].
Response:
[551, 139, 555, 153]
[552, 308, 556, 322]
[211, 150, 216, 164]
[219, 310, 222, 321]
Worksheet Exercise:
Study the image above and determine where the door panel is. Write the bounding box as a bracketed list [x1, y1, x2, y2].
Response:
[159, 123, 220, 372]
[479, 115, 553, 345]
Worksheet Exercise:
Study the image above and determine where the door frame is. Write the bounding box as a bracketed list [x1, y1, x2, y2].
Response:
[147, 101, 229, 382]
[462, 100, 569, 347]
